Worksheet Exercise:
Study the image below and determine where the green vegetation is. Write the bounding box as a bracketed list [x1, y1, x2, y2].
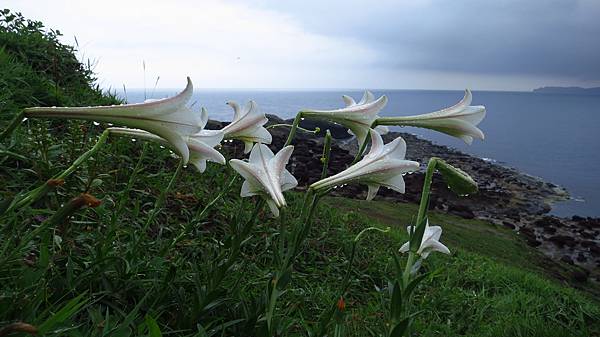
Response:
[1, 9, 599, 337]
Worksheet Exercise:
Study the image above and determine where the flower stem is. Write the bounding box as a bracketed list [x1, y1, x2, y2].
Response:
[278, 207, 287, 264]
[130, 159, 183, 255]
[416, 157, 438, 225]
[110, 143, 148, 228]
[373, 116, 416, 126]
[267, 123, 317, 134]
[7, 129, 111, 213]
[163, 175, 238, 255]
[0, 110, 25, 142]
[193, 175, 237, 221]
[206, 198, 264, 290]
[283, 112, 303, 147]
[320, 130, 332, 179]
[146, 160, 183, 227]
[402, 251, 416, 286]
[351, 135, 369, 165]
[264, 132, 330, 334]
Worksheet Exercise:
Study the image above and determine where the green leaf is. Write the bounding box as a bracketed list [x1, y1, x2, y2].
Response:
[0, 197, 12, 215]
[37, 293, 88, 334]
[390, 281, 403, 321]
[145, 315, 163, 337]
[409, 216, 428, 252]
[389, 317, 410, 337]
[404, 272, 430, 297]
[435, 159, 478, 196]
[276, 268, 292, 291]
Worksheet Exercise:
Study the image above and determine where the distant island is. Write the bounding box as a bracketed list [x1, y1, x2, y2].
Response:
[533, 86, 600, 95]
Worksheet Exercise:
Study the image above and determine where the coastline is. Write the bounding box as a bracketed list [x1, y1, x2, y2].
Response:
[209, 115, 600, 282]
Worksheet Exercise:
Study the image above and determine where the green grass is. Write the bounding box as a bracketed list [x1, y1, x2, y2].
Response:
[4, 148, 598, 336]
[1, 8, 599, 337]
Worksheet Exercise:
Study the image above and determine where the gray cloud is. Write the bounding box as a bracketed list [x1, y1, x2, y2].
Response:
[245, 0, 600, 80]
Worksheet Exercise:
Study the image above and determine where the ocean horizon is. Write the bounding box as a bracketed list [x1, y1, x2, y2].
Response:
[123, 88, 600, 218]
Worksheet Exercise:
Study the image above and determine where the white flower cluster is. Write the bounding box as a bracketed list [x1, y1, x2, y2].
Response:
[25, 77, 485, 258]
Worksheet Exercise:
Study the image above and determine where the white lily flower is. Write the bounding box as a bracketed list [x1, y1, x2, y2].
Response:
[229, 144, 297, 217]
[310, 129, 419, 200]
[222, 100, 272, 153]
[24, 77, 202, 164]
[302, 91, 388, 148]
[376, 89, 486, 144]
[399, 221, 450, 259]
[108, 127, 225, 173]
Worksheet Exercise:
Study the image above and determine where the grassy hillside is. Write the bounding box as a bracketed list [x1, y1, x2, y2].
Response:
[1, 9, 599, 337]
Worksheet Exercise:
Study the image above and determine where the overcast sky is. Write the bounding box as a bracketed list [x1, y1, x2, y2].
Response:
[4, 0, 600, 90]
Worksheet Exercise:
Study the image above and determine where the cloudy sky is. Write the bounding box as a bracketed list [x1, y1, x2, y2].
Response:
[4, 0, 600, 90]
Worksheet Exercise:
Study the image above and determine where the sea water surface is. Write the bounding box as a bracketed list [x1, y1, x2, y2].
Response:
[125, 89, 600, 217]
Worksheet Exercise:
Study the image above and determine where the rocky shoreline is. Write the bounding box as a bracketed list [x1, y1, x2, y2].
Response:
[210, 115, 600, 282]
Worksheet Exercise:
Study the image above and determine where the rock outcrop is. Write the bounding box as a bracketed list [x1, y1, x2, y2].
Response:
[209, 115, 599, 282]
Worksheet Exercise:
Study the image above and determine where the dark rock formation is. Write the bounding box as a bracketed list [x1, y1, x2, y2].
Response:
[210, 115, 600, 282]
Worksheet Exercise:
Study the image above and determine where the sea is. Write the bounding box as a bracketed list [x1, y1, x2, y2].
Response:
[124, 88, 600, 218]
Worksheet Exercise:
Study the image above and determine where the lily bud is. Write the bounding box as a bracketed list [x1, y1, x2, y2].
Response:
[434, 158, 478, 196]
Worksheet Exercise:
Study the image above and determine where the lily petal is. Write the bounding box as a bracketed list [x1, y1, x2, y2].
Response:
[376, 89, 486, 144]
[366, 184, 380, 201]
[25, 77, 202, 164]
[229, 143, 297, 216]
[108, 127, 225, 173]
[222, 100, 271, 153]
[311, 130, 419, 200]
[400, 221, 450, 259]
[302, 91, 388, 149]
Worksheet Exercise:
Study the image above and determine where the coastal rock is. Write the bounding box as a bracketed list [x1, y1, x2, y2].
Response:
[549, 235, 576, 248]
[210, 115, 600, 282]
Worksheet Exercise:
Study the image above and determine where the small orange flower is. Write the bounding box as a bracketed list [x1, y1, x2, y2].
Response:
[81, 193, 102, 208]
[47, 178, 65, 187]
[337, 297, 346, 312]
[0, 322, 38, 335]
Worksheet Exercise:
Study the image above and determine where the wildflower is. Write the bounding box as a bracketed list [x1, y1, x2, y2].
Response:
[399, 221, 450, 259]
[24, 77, 203, 164]
[108, 127, 225, 173]
[229, 144, 297, 217]
[376, 89, 486, 144]
[223, 100, 272, 153]
[46, 179, 65, 187]
[310, 129, 419, 200]
[302, 91, 387, 148]
[337, 297, 346, 312]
